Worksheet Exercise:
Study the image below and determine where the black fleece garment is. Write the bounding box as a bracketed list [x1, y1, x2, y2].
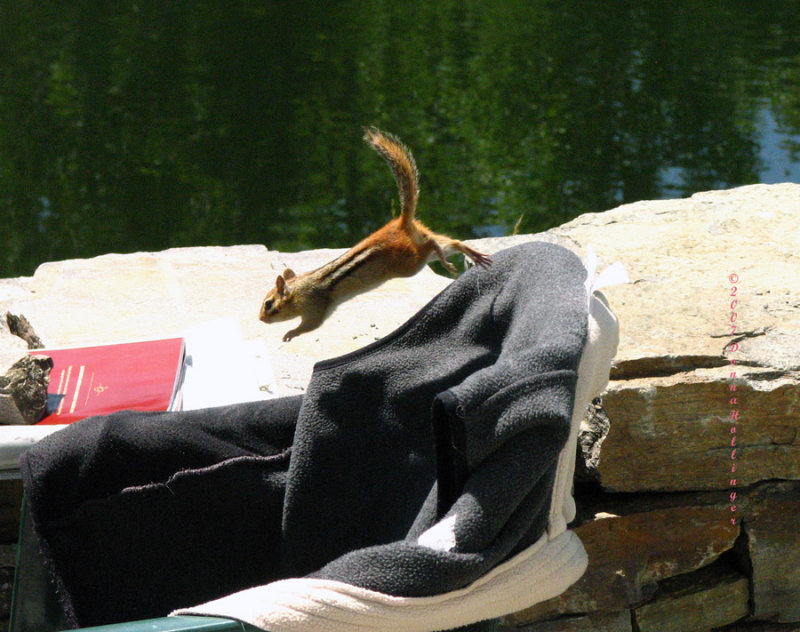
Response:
[20, 241, 588, 628]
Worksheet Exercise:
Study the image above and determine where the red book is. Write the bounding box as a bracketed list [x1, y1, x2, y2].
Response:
[31, 338, 186, 425]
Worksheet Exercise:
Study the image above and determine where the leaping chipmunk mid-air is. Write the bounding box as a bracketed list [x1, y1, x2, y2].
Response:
[259, 127, 492, 342]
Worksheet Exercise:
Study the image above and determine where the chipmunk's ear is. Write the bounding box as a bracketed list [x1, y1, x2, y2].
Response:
[275, 274, 290, 297]
[282, 268, 296, 281]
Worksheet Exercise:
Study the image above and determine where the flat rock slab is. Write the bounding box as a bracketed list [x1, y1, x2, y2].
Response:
[2, 183, 797, 396]
[0, 234, 572, 394]
[633, 564, 749, 632]
[0, 245, 455, 394]
[552, 183, 800, 377]
[599, 365, 800, 492]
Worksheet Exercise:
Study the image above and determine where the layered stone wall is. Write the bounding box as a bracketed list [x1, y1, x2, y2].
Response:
[1, 183, 798, 631]
[504, 183, 800, 631]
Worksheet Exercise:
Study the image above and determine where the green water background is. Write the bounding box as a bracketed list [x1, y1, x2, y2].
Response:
[2, 1, 800, 278]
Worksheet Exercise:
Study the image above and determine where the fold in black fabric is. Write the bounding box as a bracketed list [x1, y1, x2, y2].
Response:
[20, 241, 588, 628]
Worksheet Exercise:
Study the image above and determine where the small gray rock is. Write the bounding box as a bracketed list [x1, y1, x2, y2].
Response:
[0, 354, 53, 424]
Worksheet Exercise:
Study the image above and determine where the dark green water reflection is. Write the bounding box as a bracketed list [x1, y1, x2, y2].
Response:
[2, 1, 800, 277]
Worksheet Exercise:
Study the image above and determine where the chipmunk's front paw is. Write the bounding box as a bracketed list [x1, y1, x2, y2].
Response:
[282, 330, 296, 342]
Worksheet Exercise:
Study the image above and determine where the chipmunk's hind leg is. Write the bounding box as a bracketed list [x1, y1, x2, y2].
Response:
[430, 240, 460, 276]
[430, 235, 492, 274]
[458, 242, 493, 268]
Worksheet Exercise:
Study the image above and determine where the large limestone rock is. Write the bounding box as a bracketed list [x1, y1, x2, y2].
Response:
[5, 183, 795, 401]
[551, 183, 800, 377]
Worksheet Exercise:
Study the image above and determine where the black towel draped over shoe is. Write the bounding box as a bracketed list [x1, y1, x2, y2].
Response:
[20, 241, 589, 629]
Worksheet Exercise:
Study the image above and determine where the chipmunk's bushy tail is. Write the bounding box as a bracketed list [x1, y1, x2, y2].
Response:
[364, 126, 419, 223]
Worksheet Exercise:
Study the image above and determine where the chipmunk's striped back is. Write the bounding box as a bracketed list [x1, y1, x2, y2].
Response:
[314, 245, 383, 292]
[363, 127, 419, 223]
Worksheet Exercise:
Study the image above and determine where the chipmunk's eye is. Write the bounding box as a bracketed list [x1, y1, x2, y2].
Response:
[264, 300, 273, 312]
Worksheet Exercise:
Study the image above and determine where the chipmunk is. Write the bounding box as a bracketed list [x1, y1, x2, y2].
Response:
[260, 127, 491, 342]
